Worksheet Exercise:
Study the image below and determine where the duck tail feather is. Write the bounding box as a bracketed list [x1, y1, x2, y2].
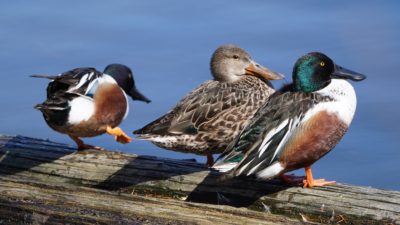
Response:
[30, 74, 58, 80]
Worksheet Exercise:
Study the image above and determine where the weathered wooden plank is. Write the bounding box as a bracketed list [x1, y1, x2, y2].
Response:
[0, 176, 299, 225]
[0, 135, 399, 224]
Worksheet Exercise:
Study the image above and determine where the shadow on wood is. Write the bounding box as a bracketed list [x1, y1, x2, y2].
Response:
[93, 155, 202, 191]
[92, 151, 291, 209]
[185, 171, 292, 208]
[0, 135, 399, 225]
[0, 135, 74, 175]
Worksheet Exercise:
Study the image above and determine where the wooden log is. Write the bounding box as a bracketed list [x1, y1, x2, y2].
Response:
[0, 177, 300, 225]
[0, 135, 399, 224]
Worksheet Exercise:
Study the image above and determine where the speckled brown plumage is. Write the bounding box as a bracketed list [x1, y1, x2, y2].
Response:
[135, 76, 275, 155]
[134, 45, 283, 159]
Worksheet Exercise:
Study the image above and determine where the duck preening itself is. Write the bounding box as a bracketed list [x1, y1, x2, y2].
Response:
[33, 64, 150, 150]
[213, 52, 366, 188]
[134, 45, 284, 166]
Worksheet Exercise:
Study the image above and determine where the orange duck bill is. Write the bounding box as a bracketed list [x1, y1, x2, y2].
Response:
[245, 60, 284, 80]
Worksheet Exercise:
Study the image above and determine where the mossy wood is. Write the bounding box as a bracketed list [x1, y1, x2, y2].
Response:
[0, 135, 398, 224]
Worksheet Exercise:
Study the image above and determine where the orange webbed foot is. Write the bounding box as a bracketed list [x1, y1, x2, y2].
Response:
[303, 179, 336, 188]
[303, 166, 336, 188]
[106, 126, 132, 144]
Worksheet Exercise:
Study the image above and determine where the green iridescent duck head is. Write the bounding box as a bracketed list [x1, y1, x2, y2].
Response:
[293, 52, 366, 93]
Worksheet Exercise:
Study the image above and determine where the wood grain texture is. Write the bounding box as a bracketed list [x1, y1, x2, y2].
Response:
[0, 135, 398, 224]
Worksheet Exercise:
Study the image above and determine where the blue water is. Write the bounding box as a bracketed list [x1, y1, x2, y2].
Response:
[0, 1, 399, 190]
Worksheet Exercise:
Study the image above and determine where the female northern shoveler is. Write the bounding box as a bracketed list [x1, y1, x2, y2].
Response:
[33, 64, 150, 150]
[134, 45, 284, 166]
[213, 52, 366, 187]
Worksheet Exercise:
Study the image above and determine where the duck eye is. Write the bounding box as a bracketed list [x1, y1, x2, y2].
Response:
[233, 55, 239, 59]
[320, 61, 325, 67]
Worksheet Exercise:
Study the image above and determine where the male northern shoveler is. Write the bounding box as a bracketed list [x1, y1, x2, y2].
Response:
[134, 45, 284, 166]
[213, 52, 366, 187]
[33, 64, 150, 150]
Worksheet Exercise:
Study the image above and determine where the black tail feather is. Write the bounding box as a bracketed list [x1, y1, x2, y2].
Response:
[34, 104, 43, 110]
[30, 74, 58, 80]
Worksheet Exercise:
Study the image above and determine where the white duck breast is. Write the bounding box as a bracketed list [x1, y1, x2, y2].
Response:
[68, 96, 95, 124]
[304, 79, 357, 126]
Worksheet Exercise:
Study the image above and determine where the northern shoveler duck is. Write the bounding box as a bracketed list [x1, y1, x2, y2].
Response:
[33, 64, 151, 150]
[213, 52, 366, 187]
[134, 45, 284, 166]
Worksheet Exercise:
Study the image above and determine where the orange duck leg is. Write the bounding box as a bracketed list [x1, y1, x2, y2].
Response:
[303, 166, 336, 188]
[68, 135, 103, 151]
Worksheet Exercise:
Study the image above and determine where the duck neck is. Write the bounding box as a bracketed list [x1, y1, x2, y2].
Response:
[294, 73, 330, 93]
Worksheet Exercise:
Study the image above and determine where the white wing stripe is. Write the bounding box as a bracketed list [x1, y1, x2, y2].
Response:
[213, 162, 237, 173]
[269, 116, 302, 164]
[73, 73, 90, 90]
[258, 139, 272, 158]
[237, 160, 253, 175]
[88, 71, 94, 80]
[270, 120, 292, 164]
[258, 119, 289, 157]
[246, 160, 264, 176]
[85, 78, 99, 96]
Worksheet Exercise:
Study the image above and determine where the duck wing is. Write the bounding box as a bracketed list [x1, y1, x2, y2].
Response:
[134, 80, 250, 136]
[213, 92, 326, 176]
[32, 67, 103, 98]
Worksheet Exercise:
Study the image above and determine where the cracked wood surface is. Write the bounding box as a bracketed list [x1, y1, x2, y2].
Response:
[0, 135, 399, 224]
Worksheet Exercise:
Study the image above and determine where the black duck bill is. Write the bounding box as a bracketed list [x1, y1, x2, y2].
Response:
[245, 60, 284, 80]
[331, 64, 366, 81]
[128, 87, 151, 103]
